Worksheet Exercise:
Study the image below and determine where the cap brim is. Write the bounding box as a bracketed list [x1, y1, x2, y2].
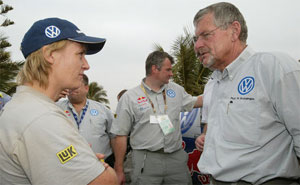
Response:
[68, 36, 106, 55]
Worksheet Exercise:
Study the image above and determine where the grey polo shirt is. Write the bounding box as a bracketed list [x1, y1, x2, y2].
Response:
[111, 81, 197, 153]
[0, 86, 104, 185]
[0, 91, 11, 111]
[198, 46, 300, 184]
[57, 99, 114, 158]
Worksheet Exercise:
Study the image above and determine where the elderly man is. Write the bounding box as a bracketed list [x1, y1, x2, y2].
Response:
[193, 2, 300, 185]
[0, 17, 117, 185]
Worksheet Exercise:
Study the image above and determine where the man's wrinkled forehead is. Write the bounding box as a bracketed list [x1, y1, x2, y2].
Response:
[195, 13, 215, 32]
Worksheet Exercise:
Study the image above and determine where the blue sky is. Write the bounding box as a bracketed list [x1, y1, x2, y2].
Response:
[3, 0, 300, 111]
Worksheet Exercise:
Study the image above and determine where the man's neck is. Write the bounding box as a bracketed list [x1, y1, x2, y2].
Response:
[71, 98, 87, 115]
[217, 43, 247, 72]
[144, 77, 164, 92]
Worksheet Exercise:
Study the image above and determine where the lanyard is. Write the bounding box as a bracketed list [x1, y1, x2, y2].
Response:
[70, 101, 89, 129]
[140, 83, 167, 114]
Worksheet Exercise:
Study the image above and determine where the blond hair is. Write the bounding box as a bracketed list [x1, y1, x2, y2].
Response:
[17, 40, 68, 89]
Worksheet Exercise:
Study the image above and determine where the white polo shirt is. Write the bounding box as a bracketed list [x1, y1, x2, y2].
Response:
[0, 86, 104, 185]
[111, 81, 197, 153]
[198, 46, 300, 184]
[201, 77, 215, 124]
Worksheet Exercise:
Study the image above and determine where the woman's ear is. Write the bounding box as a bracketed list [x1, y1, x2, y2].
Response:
[42, 46, 55, 64]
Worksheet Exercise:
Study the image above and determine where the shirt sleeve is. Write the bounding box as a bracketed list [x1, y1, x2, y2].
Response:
[104, 106, 116, 138]
[274, 70, 300, 157]
[201, 89, 209, 124]
[0, 92, 11, 109]
[201, 104, 209, 124]
[110, 93, 133, 136]
[180, 86, 198, 112]
[16, 112, 105, 185]
[201, 79, 214, 124]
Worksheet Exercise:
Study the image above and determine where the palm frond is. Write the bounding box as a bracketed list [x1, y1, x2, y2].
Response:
[154, 27, 212, 95]
[87, 82, 110, 107]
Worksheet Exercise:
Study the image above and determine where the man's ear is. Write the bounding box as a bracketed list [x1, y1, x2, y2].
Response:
[151, 65, 158, 74]
[42, 46, 55, 64]
[230, 21, 241, 42]
[85, 85, 89, 92]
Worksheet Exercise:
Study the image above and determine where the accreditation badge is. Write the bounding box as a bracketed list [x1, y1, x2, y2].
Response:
[150, 115, 159, 124]
[157, 115, 175, 135]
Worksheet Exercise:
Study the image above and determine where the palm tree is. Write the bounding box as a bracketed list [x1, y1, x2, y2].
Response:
[87, 82, 110, 108]
[0, 0, 24, 95]
[154, 28, 212, 95]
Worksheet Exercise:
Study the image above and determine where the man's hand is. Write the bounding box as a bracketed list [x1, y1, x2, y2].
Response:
[195, 133, 206, 152]
[59, 89, 70, 98]
[112, 135, 128, 185]
[55, 89, 70, 102]
[114, 168, 126, 185]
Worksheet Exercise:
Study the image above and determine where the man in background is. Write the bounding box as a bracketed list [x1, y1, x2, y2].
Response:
[111, 51, 203, 185]
[57, 74, 115, 167]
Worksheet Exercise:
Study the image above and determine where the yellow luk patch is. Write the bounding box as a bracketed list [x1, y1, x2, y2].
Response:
[57, 145, 78, 164]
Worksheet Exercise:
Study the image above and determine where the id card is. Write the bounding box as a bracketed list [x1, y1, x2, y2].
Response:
[150, 115, 159, 124]
[157, 115, 175, 135]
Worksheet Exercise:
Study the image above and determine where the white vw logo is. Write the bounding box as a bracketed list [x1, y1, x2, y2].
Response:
[238, 76, 255, 95]
[90, 109, 99, 116]
[167, 89, 176, 98]
[45, 25, 61, 38]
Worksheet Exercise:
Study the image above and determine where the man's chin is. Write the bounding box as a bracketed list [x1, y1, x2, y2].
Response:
[207, 66, 216, 71]
[164, 80, 171, 84]
[202, 58, 215, 69]
[68, 84, 81, 92]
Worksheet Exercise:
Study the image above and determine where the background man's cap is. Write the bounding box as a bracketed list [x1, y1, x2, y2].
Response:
[21, 17, 106, 58]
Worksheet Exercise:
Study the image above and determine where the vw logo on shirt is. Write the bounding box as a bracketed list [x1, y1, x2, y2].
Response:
[238, 76, 255, 95]
[90, 109, 99, 116]
[167, 89, 176, 98]
[45, 25, 61, 38]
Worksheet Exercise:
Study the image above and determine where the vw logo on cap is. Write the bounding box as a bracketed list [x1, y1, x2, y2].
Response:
[167, 89, 176, 98]
[238, 76, 255, 95]
[45, 25, 61, 38]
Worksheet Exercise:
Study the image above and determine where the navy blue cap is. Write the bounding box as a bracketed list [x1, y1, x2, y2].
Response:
[21, 17, 106, 58]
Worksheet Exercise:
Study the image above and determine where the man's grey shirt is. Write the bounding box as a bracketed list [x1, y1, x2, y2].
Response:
[111, 80, 197, 153]
[57, 99, 114, 158]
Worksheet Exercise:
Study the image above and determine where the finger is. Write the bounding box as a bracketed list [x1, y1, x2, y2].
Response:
[101, 161, 109, 169]
[95, 153, 105, 160]
[195, 142, 201, 151]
